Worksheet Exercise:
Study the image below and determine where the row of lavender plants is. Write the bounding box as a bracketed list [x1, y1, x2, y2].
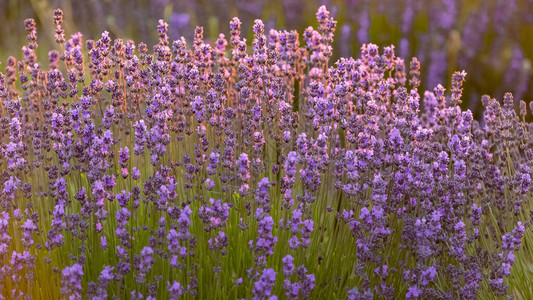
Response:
[168, 0, 532, 105]
[1, 6, 532, 299]
[3, 0, 530, 109]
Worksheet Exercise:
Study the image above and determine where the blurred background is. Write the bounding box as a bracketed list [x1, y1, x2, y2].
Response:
[1, 0, 533, 116]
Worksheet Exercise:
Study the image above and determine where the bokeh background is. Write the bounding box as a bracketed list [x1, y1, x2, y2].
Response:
[1, 0, 533, 116]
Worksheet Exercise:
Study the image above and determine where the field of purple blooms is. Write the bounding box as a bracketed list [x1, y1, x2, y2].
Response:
[1, 4, 533, 300]
[2, 0, 532, 114]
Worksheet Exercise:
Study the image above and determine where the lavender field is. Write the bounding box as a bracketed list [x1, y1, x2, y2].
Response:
[1, 1, 533, 299]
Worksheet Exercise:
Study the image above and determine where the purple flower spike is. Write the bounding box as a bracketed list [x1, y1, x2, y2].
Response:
[282, 255, 295, 277]
[253, 268, 277, 300]
[61, 264, 84, 299]
[168, 281, 184, 300]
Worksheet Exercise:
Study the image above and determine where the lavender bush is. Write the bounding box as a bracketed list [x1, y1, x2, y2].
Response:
[2, 0, 532, 110]
[1, 6, 532, 299]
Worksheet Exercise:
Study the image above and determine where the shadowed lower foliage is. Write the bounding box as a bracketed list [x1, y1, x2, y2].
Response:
[1, 6, 533, 300]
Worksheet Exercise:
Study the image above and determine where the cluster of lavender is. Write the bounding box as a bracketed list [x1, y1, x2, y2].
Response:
[167, 0, 533, 106]
[1, 6, 532, 299]
[4, 0, 530, 109]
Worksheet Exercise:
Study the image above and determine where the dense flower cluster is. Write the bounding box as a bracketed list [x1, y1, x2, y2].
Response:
[0, 6, 532, 299]
[5, 0, 530, 109]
